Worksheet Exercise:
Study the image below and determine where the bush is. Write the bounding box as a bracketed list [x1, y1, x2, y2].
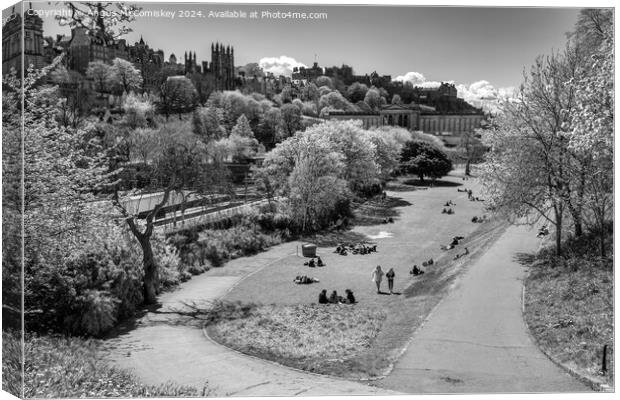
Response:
[24, 334, 201, 398]
[25, 224, 186, 336]
[196, 225, 282, 267]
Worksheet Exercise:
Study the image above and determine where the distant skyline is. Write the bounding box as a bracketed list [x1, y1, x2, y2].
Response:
[3, 2, 598, 98]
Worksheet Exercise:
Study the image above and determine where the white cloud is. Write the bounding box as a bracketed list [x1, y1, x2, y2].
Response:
[394, 71, 427, 86]
[258, 56, 306, 77]
[393, 71, 453, 89]
[456, 80, 516, 113]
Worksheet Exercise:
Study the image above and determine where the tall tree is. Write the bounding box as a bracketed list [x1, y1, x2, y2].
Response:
[108, 58, 143, 94]
[86, 61, 112, 94]
[112, 133, 226, 304]
[279, 103, 303, 139]
[158, 76, 198, 120]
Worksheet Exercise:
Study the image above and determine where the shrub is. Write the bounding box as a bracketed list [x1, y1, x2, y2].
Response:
[25, 224, 186, 337]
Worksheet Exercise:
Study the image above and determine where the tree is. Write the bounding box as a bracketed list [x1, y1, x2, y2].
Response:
[391, 94, 402, 105]
[318, 91, 355, 113]
[347, 82, 369, 103]
[86, 61, 111, 94]
[568, 23, 613, 257]
[112, 133, 227, 304]
[3, 60, 110, 328]
[159, 76, 198, 120]
[400, 141, 452, 182]
[122, 92, 155, 129]
[231, 114, 254, 138]
[279, 103, 303, 139]
[108, 58, 143, 94]
[192, 107, 226, 141]
[364, 87, 382, 111]
[367, 126, 412, 180]
[457, 130, 485, 176]
[189, 72, 214, 106]
[315, 75, 333, 88]
[55, 2, 141, 39]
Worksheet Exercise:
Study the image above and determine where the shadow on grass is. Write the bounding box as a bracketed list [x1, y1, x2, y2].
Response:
[514, 252, 537, 266]
[403, 178, 464, 188]
[301, 229, 369, 247]
[353, 196, 412, 227]
[385, 182, 419, 192]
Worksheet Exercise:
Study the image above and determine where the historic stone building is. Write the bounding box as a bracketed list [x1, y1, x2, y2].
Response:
[2, 6, 47, 74]
[182, 43, 236, 91]
[326, 103, 485, 136]
[292, 61, 392, 88]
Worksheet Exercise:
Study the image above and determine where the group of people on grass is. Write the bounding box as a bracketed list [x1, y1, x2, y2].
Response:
[471, 215, 488, 223]
[303, 256, 325, 268]
[335, 243, 377, 256]
[318, 289, 356, 304]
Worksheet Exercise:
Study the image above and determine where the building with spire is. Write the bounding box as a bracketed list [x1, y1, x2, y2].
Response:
[181, 43, 236, 90]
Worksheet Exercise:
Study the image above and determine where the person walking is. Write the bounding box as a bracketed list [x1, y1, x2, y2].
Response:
[371, 265, 384, 294]
[386, 267, 395, 294]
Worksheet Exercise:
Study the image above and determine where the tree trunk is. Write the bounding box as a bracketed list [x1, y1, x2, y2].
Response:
[419, 173, 424, 182]
[139, 235, 159, 304]
[554, 206, 563, 257]
[465, 159, 471, 176]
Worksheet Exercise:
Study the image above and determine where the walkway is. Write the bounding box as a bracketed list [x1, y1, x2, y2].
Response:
[375, 224, 590, 393]
[103, 242, 394, 396]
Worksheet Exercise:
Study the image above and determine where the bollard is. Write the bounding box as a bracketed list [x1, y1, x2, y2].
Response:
[602, 344, 608, 374]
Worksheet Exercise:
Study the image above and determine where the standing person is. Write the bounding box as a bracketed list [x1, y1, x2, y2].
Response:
[386, 268, 395, 294]
[371, 265, 384, 294]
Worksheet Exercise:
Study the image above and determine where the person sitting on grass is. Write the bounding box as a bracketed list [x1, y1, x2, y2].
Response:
[329, 290, 340, 304]
[345, 289, 357, 304]
[442, 208, 447, 214]
[317, 256, 325, 267]
[410, 265, 424, 275]
[294, 275, 319, 284]
[318, 289, 328, 304]
[308, 258, 316, 268]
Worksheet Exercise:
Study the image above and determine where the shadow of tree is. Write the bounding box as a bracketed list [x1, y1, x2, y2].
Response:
[353, 197, 412, 227]
[403, 178, 464, 188]
[302, 230, 369, 247]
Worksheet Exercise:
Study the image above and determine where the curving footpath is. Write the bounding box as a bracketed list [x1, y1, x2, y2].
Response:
[103, 242, 396, 397]
[374, 224, 591, 394]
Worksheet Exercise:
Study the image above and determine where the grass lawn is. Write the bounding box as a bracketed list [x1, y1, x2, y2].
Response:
[209, 304, 385, 373]
[208, 172, 508, 378]
[524, 236, 614, 387]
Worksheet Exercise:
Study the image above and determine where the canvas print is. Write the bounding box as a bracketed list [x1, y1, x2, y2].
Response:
[1, 1, 614, 397]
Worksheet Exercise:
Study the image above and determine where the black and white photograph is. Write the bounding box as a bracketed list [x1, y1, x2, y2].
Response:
[1, 0, 615, 397]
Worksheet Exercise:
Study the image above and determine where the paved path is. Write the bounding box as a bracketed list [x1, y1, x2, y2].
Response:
[376, 224, 590, 393]
[103, 242, 394, 397]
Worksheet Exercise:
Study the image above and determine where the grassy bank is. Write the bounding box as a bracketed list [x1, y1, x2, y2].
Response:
[19, 333, 203, 398]
[524, 232, 614, 387]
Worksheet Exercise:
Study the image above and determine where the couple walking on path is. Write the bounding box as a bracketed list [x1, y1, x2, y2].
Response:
[371, 265, 395, 294]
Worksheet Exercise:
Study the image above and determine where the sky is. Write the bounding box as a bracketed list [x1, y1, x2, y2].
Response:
[2, 1, 596, 102]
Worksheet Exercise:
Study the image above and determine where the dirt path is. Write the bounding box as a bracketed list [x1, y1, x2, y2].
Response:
[375, 224, 591, 393]
[103, 243, 396, 396]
